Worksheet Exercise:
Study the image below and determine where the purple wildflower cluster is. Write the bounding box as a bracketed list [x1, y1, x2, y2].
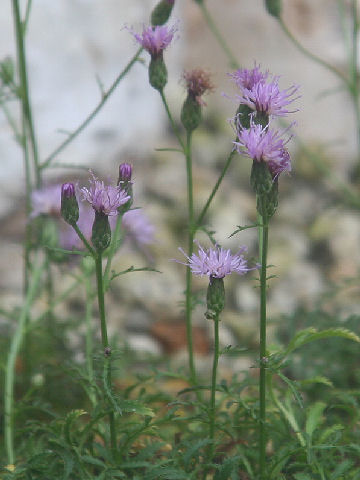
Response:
[179, 243, 253, 279]
[131, 24, 176, 57]
[230, 63, 299, 178]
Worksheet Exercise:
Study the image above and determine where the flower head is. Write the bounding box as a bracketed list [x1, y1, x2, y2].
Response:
[229, 63, 269, 91]
[179, 242, 253, 279]
[118, 163, 132, 183]
[131, 24, 176, 57]
[234, 122, 292, 178]
[81, 172, 130, 216]
[229, 64, 299, 118]
[183, 69, 214, 106]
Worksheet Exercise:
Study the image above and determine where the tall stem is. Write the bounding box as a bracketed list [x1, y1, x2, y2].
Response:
[83, 266, 96, 406]
[350, 0, 360, 163]
[12, 0, 41, 187]
[184, 131, 196, 383]
[259, 217, 269, 479]
[208, 314, 220, 460]
[104, 213, 123, 291]
[159, 89, 185, 151]
[5, 256, 45, 465]
[94, 254, 116, 454]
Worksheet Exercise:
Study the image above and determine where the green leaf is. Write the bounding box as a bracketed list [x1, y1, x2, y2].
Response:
[278, 372, 304, 409]
[111, 265, 161, 280]
[299, 376, 333, 388]
[293, 474, 312, 480]
[283, 327, 360, 358]
[183, 439, 211, 466]
[228, 223, 260, 238]
[121, 399, 155, 417]
[63, 409, 87, 445]
[318, 424, 344, 444]
[305, 401, 326, 439]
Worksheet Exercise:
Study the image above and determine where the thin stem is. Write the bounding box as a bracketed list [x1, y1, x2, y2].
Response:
[83, 266, 96, 406]
[350, 0, 360, 162]
[208, 314, 220, 461]
[184, 131, 197, 383]
[104, 212, 124, 291]
[278, 17, 349, 86]
[94, 253, 116, 455]
[5, 256, 45, 465]
[41, 47, 143, 169]
[159, 89, 185, 151]
[72, 223, 96, 256]
[259, 215, 269, 480]
[23, 0, 33, 34]
[197, 2, 239, 69]
[196, 149, 236, 229]
[12, 0, 41, 187]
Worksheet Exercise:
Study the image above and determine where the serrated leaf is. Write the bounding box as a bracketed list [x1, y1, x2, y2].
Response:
[183, 439, 211, 466]
[284, 327, 360, 357]
[318, 424, 344, 444]
[121, 399, 155, 417]
[299, 376, 333, 388]
[330, 459, 354, 479]
[63, 409, 87, 445]
[278, 372, 303, 409]
[228, 223, 260, 238]
[81, 455, 106, 468]
[305, 401, 326, 439]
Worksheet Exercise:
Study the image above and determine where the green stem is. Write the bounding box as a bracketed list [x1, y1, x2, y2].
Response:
[4, 256, 45, 465]
[72, 223, 96, 256]
[41, 47, 143, 169]
[350, 0, 360, 163]
[196, 149, 236, 229]
[184, 132, 197, 383]
[94, 254, 116, 455]
[159, 89, 185, 151]
[259, 216, 269, 479]
[208, 314, 220, 460]
[104, 213, 124, 291]
[12, 0, 41, 187]
[197, 2, 239, 69]
[278, 17, 349, 86]
[83, 267, 96, 406]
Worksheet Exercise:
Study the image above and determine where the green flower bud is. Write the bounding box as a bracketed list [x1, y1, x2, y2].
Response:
[205, 277, 225, 320]
[250, 160, 273, 196]
[61, 183, 79, 226]
[151, 0, 175, 26]
[91, 211, 111, 253]
[265, 0, 282, 18]
[181, 94, 202, 133]
[149, 56, 168, 91]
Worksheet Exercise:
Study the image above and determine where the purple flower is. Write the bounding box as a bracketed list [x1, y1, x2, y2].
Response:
[118, 163, 132, 182]
[234, 122, 292, 178]
[131, 24, 176, 57]
[229, 63, 269, 90]
[80, 172, 130, 216]
[122, 209, 155, 247]
[179, 242, 254, 279]
[229, 64, 299, 118]
[61, 182, 76, 199]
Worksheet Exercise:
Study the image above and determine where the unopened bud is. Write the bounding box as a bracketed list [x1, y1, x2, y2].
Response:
[151, 0, 175, 26]
[181, 94, 202, 133]
[61, 183, 79, 226]
[205, 277, 225, 320]
[91, 211, 111, 253]
[117, 163, 133, 213]
[251, 162, 278, 219]
[149, 56, 168, 91]
[265, 0, 282, 18]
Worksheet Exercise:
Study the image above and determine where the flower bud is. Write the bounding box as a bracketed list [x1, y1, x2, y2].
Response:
[181, 94, 202, 133]
[91, 211, 111, 253]
[61, 183, 79, 226]
[251, 161, 278, 219]
[151, 0, 175, 26]
[205, 277, 225, 320]
[265, 0, 282, 18]
[149, 56, 168, 91]
[117, 163, 133, 213]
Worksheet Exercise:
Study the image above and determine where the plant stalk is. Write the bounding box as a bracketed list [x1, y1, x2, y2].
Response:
[208, 313, 220, 460]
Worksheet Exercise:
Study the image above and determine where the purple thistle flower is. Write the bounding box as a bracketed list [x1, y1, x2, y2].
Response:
[229, 63, 269, 90]
[234, 121, 292, 178]
[80, 172, 130, 216]
[118, 163, 132, 183]
[229, 64, 299, 118]
[237, 77, 300, 117]
[131, 24, 176, 57]
[179, 242, 254, 279]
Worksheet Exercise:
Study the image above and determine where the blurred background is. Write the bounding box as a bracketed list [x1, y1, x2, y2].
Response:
[1, 0, 359, 374]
